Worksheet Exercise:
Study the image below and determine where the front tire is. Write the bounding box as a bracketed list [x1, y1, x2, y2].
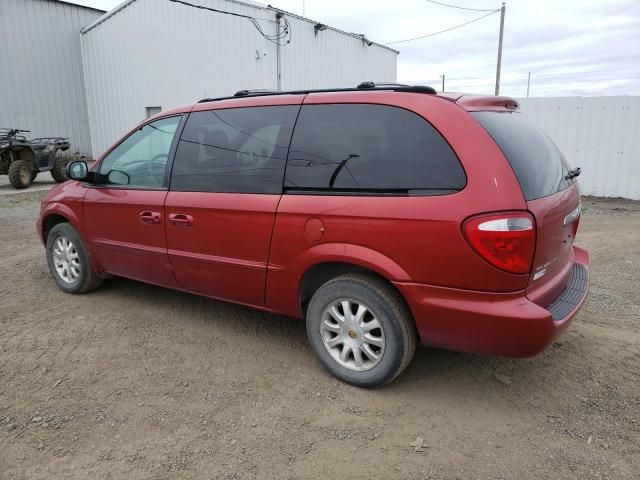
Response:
[46, 223, 102, 294]
[306, 274, 416, 387]
[8, 160, 33, 189]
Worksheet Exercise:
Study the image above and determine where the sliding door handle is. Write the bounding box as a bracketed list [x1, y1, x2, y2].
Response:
[168, 213, 194, 227]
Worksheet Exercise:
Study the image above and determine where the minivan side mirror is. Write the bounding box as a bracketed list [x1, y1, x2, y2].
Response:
[107, 170, 130, 185]
[66, 160, 89, 180]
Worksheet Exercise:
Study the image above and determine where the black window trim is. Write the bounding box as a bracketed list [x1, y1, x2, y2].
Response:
[282, 102, 468, 197]
[87, 114, 186, 191]
[283, 187, 460, 196]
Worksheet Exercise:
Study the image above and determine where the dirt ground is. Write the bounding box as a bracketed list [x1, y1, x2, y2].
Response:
[0, 175, 57, 196]
[1, 189, 638, 479]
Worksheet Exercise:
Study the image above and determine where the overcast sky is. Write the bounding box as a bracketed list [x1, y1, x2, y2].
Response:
[76, 0, 639, 97]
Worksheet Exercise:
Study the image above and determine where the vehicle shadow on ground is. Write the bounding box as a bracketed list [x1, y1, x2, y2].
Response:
[97, 276, 309, 340]
[96, 277, 575, 398]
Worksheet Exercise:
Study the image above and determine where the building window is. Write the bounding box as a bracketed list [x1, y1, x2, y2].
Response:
[145, 106, 162, 118]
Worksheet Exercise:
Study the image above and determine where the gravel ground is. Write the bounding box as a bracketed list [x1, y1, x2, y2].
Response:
[0, 175, 57, 196]
[1, 191, 639, 479]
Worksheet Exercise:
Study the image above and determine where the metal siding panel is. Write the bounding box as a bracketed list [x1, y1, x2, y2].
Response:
[83, 0, 281, 155]
[0, 0, 102, 156]
[279, 17, 397, 90]
[518, 96, 640, 200]
[81, 0, 397, 155]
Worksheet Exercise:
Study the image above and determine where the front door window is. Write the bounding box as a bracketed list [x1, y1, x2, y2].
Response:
[98, 116, 180, 188]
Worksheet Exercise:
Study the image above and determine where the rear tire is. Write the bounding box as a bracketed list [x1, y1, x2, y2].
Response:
[46, 223, 102, 294]
[50, 154, 70, 183]
[306, 274, 416, 387]
[31, 170, 38, 182]
[8, 160, 33, 189]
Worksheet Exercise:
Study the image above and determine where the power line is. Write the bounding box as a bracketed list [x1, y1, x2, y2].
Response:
[423, 0, 497, 13]
[431, 76, 639, 90]
[385, 9, 499, 44]
[419, 68, 640, 85]
[168, 0, 291, 46]
[418, 67, 640, 82]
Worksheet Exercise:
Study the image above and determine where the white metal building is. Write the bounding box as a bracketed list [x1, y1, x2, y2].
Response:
[519, 96, 640, 200]
[80, 0, 398, 156]
[5, 1, 636, 200]
[0, 0, 104, 155]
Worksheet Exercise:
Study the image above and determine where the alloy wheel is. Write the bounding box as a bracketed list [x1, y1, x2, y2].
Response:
[52, 236, 81, 284]
[320, 298, 385, 371]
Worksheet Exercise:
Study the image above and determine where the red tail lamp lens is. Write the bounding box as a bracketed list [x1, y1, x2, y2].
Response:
[463, 213, 536, 274]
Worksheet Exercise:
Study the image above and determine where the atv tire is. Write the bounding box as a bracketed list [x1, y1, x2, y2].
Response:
[51, 154, 70, 183]
[8, 160, 33, 189]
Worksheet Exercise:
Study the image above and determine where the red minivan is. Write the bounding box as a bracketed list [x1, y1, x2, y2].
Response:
[37, 83, 589, 387]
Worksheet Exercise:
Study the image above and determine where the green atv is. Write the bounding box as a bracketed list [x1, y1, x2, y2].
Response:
[0, 128, 72, 189]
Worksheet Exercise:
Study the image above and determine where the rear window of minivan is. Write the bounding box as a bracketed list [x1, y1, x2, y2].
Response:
[472, 111, 574, 200]
[285, 104, 466, 194]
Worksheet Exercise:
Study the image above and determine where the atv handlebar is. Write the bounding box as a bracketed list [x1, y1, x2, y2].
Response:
[0, 128, 30, 135]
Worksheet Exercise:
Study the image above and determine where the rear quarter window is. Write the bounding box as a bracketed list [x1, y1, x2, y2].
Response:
[284, 104, 466, 194]
[471, 111, 574, 200]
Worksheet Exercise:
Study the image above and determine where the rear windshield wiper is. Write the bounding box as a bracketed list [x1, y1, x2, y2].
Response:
[565, 167, 581, 180]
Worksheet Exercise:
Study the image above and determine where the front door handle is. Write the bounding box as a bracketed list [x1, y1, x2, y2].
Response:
[139, 210, 161, 224]
[168, 213, 194, 227]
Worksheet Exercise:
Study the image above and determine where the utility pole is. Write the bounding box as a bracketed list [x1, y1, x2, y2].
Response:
[526, 71, 531, 97]
[440, 74, 445, 92]
[494, 2, 506, 96]
[302, 0, 305, 16]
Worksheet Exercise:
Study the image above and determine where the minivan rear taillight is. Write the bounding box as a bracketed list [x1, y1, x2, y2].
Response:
[462, 212, 536, 274]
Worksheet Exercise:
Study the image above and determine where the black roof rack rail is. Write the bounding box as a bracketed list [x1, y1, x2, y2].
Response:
[234, 89, 278, 97]
[197, 82, 438, 103]
[357, 81, 438, 93]
[357, 81, 412, 89]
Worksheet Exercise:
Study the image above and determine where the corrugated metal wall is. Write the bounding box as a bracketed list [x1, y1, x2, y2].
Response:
[278, 12, 397, 90]
[81, 0, 397, 156]
[518, 96, 640, 200]
[0, 0, 103, 156]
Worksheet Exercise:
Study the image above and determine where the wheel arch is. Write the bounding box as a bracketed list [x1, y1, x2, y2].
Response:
[42, 213, 71, 243]
[289, 243, 411, 315]
[40, 204, 82, 244]
[298, 261, 413, 319]
[40, 206, 104, 278]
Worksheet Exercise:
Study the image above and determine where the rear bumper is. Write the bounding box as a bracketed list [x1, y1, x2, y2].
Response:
[394, 246, 589, 357]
